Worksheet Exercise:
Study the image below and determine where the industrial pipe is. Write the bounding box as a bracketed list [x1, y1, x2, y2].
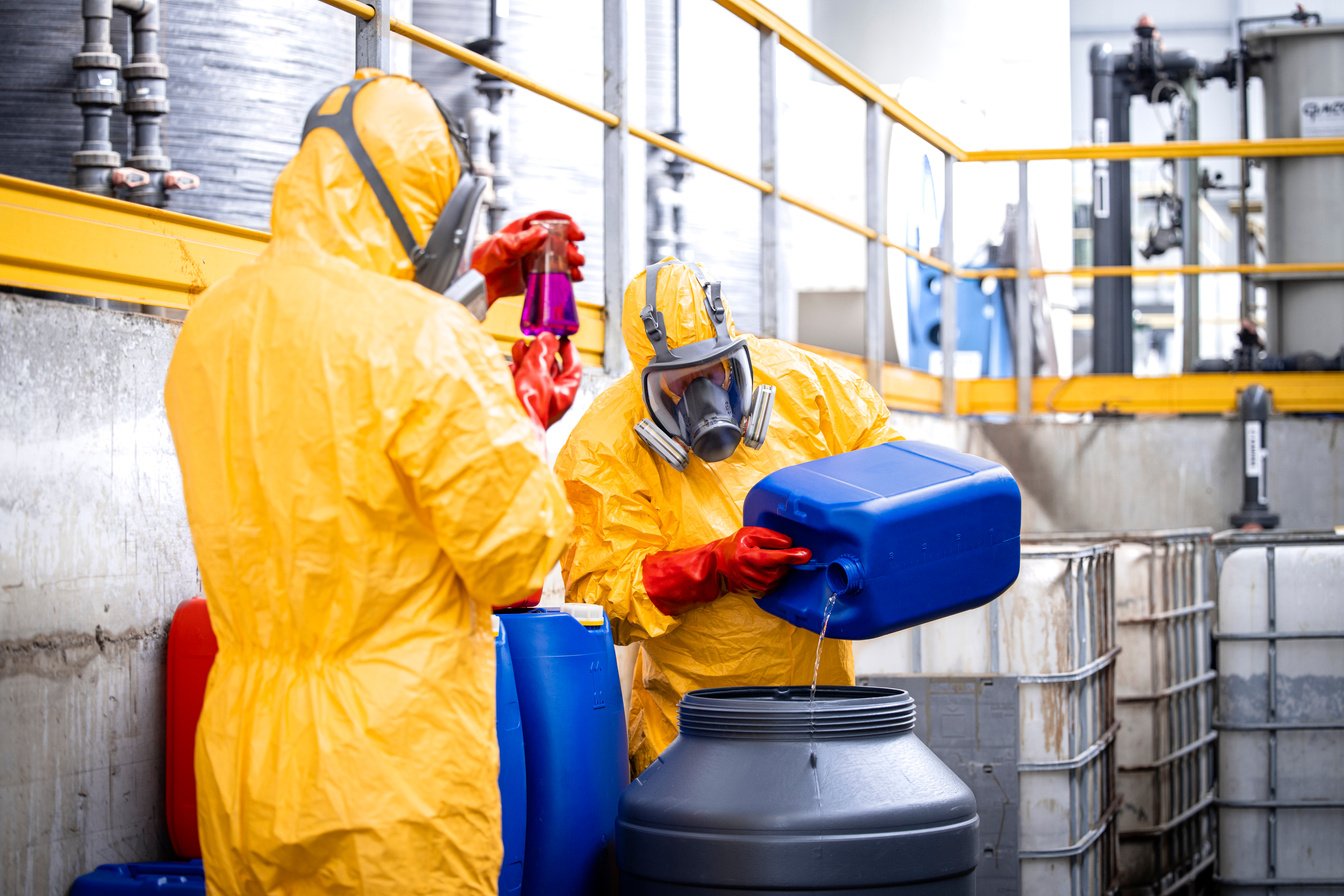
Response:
[647, 0, 690, 263]
[73, 0, 123, 195]
[73, 0, 196, 205]
[1230, 384, 1279, 530]
[470, 0, 510, 230]
[121, 0, 168, 200]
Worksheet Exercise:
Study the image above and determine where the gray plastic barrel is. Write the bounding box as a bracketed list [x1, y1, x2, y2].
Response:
[617, 686, 979, 894]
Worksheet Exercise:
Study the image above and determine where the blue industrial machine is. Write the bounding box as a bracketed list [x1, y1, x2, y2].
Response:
[905, 260, 1014, 379]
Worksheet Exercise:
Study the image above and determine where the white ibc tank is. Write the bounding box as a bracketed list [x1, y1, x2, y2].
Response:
[1214, 532, 1344, 893]
[856, 541, 1120, 895]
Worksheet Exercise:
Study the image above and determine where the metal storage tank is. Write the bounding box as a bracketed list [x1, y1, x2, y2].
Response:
[858, 542, 1120, 895]
[1248, 25, 1344, 359]
[1213, 531, 1344, 893]
[0, 0, 353, 230]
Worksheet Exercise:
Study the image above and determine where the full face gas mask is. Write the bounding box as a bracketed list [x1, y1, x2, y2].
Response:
[302, 76, 491, 314]
[634, 262, 774, 471]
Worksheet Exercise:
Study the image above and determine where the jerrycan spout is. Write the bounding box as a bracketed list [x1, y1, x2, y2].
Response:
[824, 556, 864, 599]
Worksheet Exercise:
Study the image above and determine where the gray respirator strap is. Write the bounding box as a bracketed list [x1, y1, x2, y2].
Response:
[303, 78, 423, 267]
[640, 261, 729, 362]
[640, 261, 675, 362]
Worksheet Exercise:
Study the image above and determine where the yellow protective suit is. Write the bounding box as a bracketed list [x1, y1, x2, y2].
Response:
[556, 260, 903, 775]
[164, 73, 572, 895]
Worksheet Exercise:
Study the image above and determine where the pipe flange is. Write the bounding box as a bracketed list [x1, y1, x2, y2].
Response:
[74, 167, 114, 194]
[73, 88, 122, 107]
[73, 149, 122, 168]
[123, 61, 168, 81]
[124, 96, 170, 115]
[128, 153, 170, 172]
[73, 51, 121, 70]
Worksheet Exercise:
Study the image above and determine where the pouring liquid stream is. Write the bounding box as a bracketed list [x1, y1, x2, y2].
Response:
[807, 590, 840, 778]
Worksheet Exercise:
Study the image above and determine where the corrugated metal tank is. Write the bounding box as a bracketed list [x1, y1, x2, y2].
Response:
[0, 0, 352, 230]
[1248, 24, 1344, 358]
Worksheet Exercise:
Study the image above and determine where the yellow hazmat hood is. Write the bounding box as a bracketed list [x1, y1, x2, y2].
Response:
[269, 72, 460, 279]
[621, 258, 739, 371]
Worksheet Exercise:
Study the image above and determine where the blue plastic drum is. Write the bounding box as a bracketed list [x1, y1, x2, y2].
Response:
[497, 605, 629, 896]
[69, 861, 204, 894]
[494, 615, 527, 896]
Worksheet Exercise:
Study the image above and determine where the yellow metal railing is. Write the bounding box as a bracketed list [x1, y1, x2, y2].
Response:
[326, 0, 1344, 284]
[2, 0, 1340, 413]
[328, 0, 925, 258]
[962, 136, 1344, 163]
[713, 0, 965, 161]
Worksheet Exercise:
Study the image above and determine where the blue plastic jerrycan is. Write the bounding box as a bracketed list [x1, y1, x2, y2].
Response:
[743, 440, 1021, 640]
[494, 616, 527, 896]
[497, 605, 629, 896]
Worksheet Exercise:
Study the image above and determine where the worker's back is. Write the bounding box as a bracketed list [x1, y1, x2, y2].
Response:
[164, 71, 572, 894]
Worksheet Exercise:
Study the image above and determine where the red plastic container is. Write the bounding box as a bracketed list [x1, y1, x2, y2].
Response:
[165, 597, 218, 858]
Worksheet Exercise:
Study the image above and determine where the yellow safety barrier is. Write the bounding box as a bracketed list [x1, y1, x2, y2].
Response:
[317, 0, 1344, 291]
[955, 372, 1344, 416]
[0, 174, 607, 367]
[798, 345, 945, 414]
[626, 125, 774, 194]
[0, 173, 266, 307]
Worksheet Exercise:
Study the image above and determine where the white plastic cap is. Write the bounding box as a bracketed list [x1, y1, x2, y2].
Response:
[560, 603, 606, 627]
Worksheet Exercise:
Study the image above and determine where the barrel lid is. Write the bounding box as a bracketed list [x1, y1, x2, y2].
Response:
[678, 686, 916, 740]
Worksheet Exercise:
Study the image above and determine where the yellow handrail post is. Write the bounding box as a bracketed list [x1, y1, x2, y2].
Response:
[940, 155, 957, 418]
[1015, 162, 1032, 419]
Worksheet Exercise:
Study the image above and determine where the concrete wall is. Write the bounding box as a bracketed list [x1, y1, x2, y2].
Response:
[891, 409, 1344, 533]
[0, 294, 196, 894]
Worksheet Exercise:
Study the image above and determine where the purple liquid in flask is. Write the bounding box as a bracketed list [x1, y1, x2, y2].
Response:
[521, 271, 580, 337]
[520, 219, 581, 337]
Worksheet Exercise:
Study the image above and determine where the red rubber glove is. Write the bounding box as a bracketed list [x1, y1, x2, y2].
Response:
[641, 527, 812, 617]
[510, 334, 582, 428]
[470, 210, 586, 305]
[494, 589, 542, 612]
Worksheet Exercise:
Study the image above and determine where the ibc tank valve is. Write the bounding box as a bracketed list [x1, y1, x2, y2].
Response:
[1230, 384, 1279, 530]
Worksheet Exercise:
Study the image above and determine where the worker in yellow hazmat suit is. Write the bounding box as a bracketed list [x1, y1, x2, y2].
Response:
[556, 259, 904, 775]
[165, 71, 577, 894]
